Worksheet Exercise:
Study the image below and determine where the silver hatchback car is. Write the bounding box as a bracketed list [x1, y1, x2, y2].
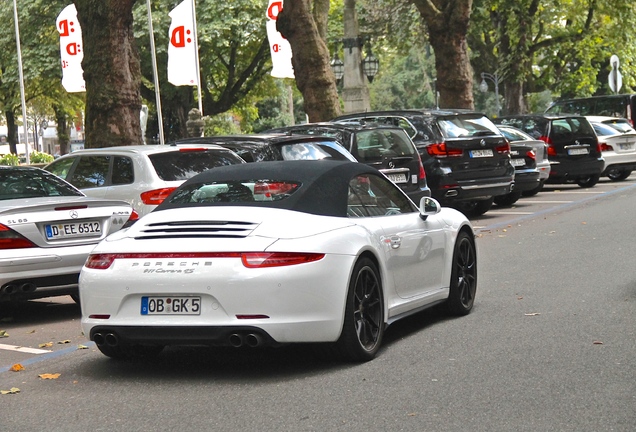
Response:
[44, 145, 246, 216]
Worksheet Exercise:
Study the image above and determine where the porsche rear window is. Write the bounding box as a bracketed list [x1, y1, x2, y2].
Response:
[167, 180, 301, 204]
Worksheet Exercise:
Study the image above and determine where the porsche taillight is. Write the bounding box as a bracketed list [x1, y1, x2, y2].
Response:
[84, 251, 325, 270]
[140, 187, 177, 205]
[241, 252, 325, 268]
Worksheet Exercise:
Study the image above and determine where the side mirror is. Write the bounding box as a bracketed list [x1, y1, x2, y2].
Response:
[419, 196, 441, 220]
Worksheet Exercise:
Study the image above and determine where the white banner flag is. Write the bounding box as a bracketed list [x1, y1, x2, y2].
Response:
[266, 1, 294, 79]
[56, 4, 85, 93]
[168, 0, 198, 86]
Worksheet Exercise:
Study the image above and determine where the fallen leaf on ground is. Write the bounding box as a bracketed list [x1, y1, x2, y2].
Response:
[77, 344, 89, 350]
[39, 373, 61, 380]
[581, 221, 587, 225]
[0, 330, 9, 338]
[57, 340, 71, 344]
[39, 342, 53, 348]
[1, 387, 20, 395]
[26, 329, 36, 334]
[10, 364, 25, 372]
[525, 312, 541, 316]
[593, 340, 603, 345]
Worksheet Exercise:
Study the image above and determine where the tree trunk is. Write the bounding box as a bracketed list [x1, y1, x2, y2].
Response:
[277, 0, 341, 122]
[409, 0, 474, 109]
[6, 110, 17, 154]
[53, 105, 71, 156]
[74, 0, 142, 148]
[312, 0, 330, 41]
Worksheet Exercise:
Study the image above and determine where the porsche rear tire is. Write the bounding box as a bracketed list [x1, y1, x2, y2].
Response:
[446, 231, 477, 316]
[336, 257, 384, 362]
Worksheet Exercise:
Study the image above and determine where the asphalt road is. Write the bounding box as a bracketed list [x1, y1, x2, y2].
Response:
[1, 177, 635, 431]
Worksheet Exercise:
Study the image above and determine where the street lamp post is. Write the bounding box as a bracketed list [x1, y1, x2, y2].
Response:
[330, 37, 379, 112]
[479, 72, 500, 117]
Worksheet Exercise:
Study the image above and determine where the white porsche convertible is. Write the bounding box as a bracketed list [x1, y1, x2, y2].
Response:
[80, 160, 477, 362]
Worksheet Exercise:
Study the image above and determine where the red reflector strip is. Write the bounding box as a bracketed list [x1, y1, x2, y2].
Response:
[88, 314, 111, 320]
[84, 252, 325, 269]
[236, 315, 270, 320]
[178, 147, 208, 152]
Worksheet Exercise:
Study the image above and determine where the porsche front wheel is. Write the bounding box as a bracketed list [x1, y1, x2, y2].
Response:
[337, 257, 384, 362]
[446, 231, 477, 316]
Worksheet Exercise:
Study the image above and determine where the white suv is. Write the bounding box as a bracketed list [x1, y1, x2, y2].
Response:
[44, 145, 245, 216]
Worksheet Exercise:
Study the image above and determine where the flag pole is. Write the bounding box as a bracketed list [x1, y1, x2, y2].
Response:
[191, 0, 203, 121]
[12, 0, 30, 162]
[146, 0, 165, 144]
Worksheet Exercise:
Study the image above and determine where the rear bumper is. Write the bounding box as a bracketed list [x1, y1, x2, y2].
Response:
[433, 180, 514, 204]
[547, 158, 604, 182]
[512, 170, 542, 192]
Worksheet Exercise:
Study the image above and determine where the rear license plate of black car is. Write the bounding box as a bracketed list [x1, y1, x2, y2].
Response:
[511, 158, 525, 167]
[470, 149, 493, 158]
[387, 173, 408, 183]
[141, 296, 201, 315]
[568, 148, 589, 155]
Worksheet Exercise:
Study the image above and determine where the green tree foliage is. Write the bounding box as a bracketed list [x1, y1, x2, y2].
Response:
[0, 1, 83, 152]
[133, 0, 276, 141]
[469, 0, 636, 114]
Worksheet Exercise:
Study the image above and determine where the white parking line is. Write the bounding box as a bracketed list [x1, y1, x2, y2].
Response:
[547, 191, 605, 194]
[487, 211, 534, 215]
[526, 200, 573, 204]
[0, 343, 52, 355]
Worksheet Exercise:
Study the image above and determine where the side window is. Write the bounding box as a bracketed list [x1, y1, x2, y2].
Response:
[45, 157, 76, 180]
[112, 156, 134, 185]
[70, 155, 110, 189]
[347, 173, 416, 217]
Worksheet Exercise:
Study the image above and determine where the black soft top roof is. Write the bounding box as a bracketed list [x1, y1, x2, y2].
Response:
[156, 160, 381, 217]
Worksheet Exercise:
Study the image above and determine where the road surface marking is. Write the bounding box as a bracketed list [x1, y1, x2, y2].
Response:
[487, 211, 534, 215]
[0, 343, 52, 354]
[526, 200, 573, 204]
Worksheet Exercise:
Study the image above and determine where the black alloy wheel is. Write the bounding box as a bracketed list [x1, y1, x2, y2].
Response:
[607, 169, 632, 181]
[336, 257, 384, 362]
[576, 174, 600, 188]
[446, 231, 477, 316]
